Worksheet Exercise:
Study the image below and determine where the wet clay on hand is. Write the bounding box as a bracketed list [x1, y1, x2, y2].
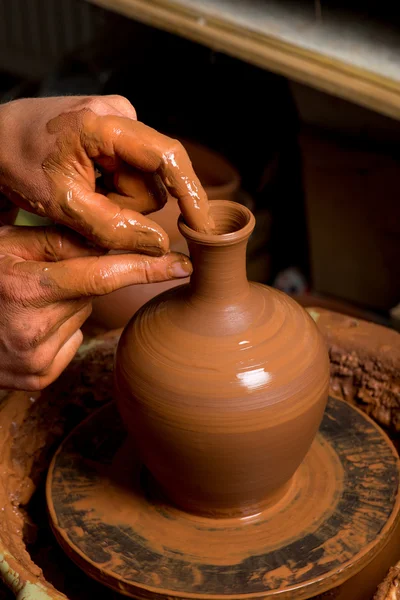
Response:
[0, 223, 191, 391]
[0, 96, 214, 256]
[90, 139, 242, 330]
[115, 200, 330, 517]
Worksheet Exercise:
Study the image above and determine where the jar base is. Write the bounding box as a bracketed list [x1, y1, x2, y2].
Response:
[46, 397, 400, 600]
[146, 467, 293, 521]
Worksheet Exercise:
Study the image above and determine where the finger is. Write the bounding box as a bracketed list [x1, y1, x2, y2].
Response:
[62, 188, 170, 254]
[22, 329, 84, 391]
[6, 302, 91, 374]
[0, 225, 104, 261]
[37, 301, 92, 351]
[84, 97, 137, 169]
[112, 166, 167, 214]
[45, 302, 92, 358]
[15, 252, 192, 301]
[47, 328, 84, 380]
[82, 115, 214, 233]
[65, 95, 137, 120]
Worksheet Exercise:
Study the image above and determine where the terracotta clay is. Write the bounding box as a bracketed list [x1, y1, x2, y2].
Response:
[374, 561, 400, 600]
[115, 200, 330, 516]
[309, 308, 400, 432]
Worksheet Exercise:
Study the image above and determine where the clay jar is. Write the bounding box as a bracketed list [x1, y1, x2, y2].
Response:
[91, 140, 241, 330]
[115, 200, 329, 517]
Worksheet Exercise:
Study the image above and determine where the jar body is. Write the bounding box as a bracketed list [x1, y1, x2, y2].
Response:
[115, 281, 329, 517]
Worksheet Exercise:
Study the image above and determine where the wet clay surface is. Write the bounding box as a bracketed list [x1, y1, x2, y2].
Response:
[46, 397, 400, 600]
[115, 200, 329, 517]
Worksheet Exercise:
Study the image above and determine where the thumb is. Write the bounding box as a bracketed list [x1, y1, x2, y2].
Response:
[16, 252, 192, 301]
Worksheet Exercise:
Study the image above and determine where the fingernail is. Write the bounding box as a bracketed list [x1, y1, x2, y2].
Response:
[169, 258, 192, 278]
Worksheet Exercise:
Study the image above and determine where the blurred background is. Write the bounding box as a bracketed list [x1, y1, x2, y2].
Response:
[0, 0, 399, 331]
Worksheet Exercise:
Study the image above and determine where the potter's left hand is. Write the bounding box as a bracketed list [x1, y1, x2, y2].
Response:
[0, 225, 192, 390]
[0, 95, 213, 254]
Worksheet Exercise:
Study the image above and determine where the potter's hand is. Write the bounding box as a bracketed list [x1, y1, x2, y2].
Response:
[0, 225, 191, 390]
[0, 95, 213, 252]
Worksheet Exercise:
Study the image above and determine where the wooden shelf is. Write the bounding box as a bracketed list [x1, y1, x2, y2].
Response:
[87, 0, 400, 121]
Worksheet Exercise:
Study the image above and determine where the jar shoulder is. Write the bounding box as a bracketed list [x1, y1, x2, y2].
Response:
[116, 282, 329, 395]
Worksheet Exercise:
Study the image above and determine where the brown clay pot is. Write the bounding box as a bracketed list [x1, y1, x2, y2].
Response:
[115, 200, 329, 517]
[91, 141, 241, 330]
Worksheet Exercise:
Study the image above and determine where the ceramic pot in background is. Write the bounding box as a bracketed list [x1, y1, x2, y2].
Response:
[115, 200, 329, 517]
[91, 140, 243, 330]
[179, 137, 241, 202]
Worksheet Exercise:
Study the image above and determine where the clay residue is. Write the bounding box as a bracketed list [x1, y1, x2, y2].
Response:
[49, 428, 342, 568]
[0, 331, 120, 598]
[374, 561, 400, 599]
[311, 308, 400, 432]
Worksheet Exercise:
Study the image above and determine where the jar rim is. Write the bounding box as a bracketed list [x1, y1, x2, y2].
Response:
[178, 200, 255, 246]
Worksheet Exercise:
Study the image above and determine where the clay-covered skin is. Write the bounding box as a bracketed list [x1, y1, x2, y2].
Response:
[115, 201, 330, 517]
[90, 139, 241, 330]
[0, 96, 214, 249]
[0, 95, 213, 389]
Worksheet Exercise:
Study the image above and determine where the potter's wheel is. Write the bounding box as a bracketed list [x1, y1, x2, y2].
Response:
[46, 397, 400, 600]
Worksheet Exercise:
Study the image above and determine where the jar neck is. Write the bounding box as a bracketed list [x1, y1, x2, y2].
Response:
[188, 238, 250, 301]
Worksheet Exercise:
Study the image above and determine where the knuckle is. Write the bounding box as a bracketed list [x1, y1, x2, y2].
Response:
[84, 96, 110, 114]
[9, 319, 51, 365]
[83, 95, 136, 119]
[106, 95, 136, 116]
[14, 332, 39, 353]
[169, 139, 185, 156]
[85, 259, 115, 295]
[19, 347, 52, 375]
[19, 377, 41, 392]
[138, 260, 155, 284]
[22, 373, 52, 392]
[106, 94, 129, 106]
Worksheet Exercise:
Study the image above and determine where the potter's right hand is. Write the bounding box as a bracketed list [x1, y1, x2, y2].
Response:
[0, 225, 191, 390]
[0, 95, 213, 252]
